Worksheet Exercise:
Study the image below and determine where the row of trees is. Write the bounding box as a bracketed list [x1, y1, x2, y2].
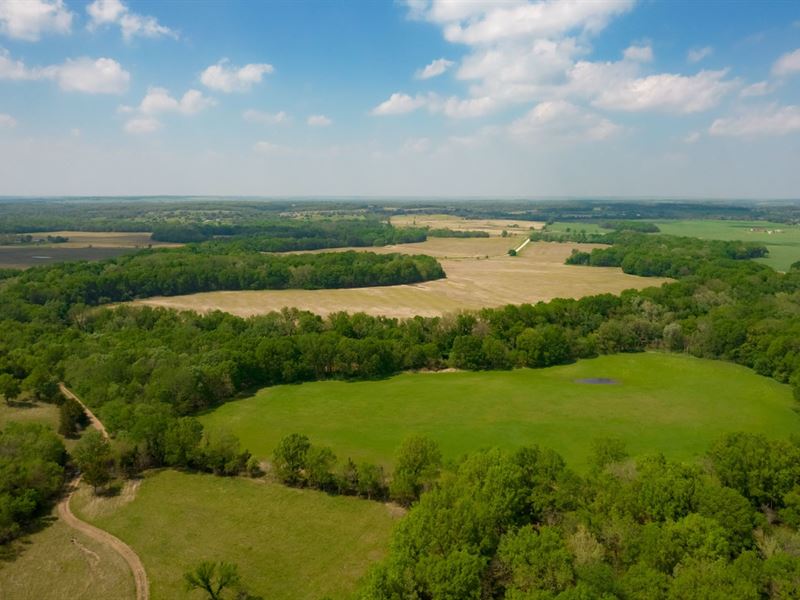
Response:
[5, 249, 444, 308]
[362, 433, 800, 599]
[271, 434, 442, 504]
[0, 423, 66, 543]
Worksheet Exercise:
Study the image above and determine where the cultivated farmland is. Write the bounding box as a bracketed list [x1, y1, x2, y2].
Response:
[201, 353, 799, 469]
[135, 238, 669, 318]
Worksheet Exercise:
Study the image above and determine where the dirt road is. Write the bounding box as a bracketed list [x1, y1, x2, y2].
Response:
[58, 383, 149, 600]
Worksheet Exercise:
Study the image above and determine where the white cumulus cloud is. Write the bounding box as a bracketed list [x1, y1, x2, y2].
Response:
[307, 114, 331, 127]
[591, 69, 737, 113]
[54, 57, 130, 94]
[416, 58, 454, 79]
[509, 99, 619, 141]
[138, 87, 215, 116]
[371, 92, 428, 115]
[623, 44, 653, 63]
[86, 0, 176, 41]
[0, 0, 72, 41]
[124, 116, 160, 134]
[772, 48, 800, 77]
[243, 109, 289, 125]
[740, 81, 773, 98]
[0, 50, 130, 94]
[200, 60, 274, 93]
[709, 104, 800, 137]
[0, 112, 16, 128]
[687, 46, 713, 63]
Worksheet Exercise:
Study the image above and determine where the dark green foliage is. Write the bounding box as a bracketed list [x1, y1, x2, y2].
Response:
[58, 397, 89, 437]
[363, 436, 800, 599]
[6, 248, 444, 307]
[73, 430, 113, 492]
[601, 221, 661, 233]
[389, 436, 442, 506]
[272, 433, 311, 486]
[0, 423, 66, 543]
[427, 228, 490, 238]
[184, 561, 241, 600]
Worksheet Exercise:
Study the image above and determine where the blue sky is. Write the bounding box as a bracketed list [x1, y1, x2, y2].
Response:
[0, 0, 798, 197]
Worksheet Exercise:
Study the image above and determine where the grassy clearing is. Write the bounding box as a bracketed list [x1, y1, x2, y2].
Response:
[136, 239, 668, 318]
[201, 353, 799, 470]
[71, 471, 397, 600]
[0, 517, 134, 600]
[0, 399, 58, 430]
[651, 220, 800, 271]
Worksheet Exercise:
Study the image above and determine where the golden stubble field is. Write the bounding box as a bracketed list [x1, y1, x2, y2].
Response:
[135, 237, 671, 318]
[389, 213, 544, 236]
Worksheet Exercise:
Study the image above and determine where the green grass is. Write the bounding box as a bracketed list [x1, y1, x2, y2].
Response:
[651, 220, 800, 271]
[0, 399, 58, 430]
[72, 471, 397, 600]
[0, 517, 134, 600]
[202, 353, 800, 469]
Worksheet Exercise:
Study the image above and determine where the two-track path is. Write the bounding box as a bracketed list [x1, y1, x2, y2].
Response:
[58, 383, 149, 600]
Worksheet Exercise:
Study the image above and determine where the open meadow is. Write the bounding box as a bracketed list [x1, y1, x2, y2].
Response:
[71, 470, 398, 600]
[201, 353, 799, 469]
[135, 238, 669, 318]
[652, 219, 800, 271]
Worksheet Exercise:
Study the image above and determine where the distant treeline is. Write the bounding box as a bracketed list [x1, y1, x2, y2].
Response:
[150, 218, 427, 247]
[4, 248, 444, 307]
[600, 220, 660, 233]
[426, 228, 490, 238]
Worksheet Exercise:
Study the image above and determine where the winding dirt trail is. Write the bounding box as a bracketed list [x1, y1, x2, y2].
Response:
[58, 383, 149, 600]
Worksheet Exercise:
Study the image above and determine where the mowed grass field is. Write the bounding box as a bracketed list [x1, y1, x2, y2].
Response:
[71, 471, 397, 600]
[547, 220, 800, 272]
[201, 353, 800, 469]
[136, 239, 669, 318]
[0, 518, 134, 600]
[652, 220, 800, 272]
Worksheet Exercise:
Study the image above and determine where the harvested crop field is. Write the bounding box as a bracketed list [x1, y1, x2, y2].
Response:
[389, 213, 544, 236]
[135, 239, 669, 318]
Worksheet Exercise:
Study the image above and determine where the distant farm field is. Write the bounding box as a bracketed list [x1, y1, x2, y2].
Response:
[0, 231, 179, 269]
[389, 213, 544, 236]
[201, 353, 800, 469]
[71, 471, 397, 600]
[135, 239, 669, 318]
[651, 220, 800, 271]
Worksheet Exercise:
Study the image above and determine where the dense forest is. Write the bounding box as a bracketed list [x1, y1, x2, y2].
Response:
[361, 434, 800, 599]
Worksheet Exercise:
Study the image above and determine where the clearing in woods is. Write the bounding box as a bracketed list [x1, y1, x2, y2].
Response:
[135, 238, 670, 318]
[200, 353, 800, 470]
[70, 470, 397, 600]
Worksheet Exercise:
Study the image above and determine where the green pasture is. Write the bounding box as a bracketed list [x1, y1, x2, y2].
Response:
[72, 471, 396, 600]
[201, 353, 799, 469]
[652, 219, 800, 271]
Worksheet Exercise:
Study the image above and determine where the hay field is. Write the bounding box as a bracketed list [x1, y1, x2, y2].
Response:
[390, 213, 543, 236]
[135, 239, 670, 318]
